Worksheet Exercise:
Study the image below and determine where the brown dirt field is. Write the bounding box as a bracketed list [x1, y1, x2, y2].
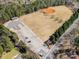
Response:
[20, 6, 73, 42]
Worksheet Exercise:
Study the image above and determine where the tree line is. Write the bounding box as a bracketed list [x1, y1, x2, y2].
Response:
[48, 12, 78, 44]
[0, 0, 66, 21]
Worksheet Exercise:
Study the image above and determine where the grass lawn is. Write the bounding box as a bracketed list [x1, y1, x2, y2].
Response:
[1, 48, 19, 59]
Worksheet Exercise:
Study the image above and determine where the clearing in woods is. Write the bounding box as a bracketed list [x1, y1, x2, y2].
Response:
[20, 5, 73, 42]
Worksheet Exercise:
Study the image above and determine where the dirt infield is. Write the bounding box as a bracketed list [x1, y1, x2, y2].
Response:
[20, 6, 73, 42]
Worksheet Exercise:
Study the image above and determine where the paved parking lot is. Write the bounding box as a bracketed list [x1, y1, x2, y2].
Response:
[4, 18, 49, 58]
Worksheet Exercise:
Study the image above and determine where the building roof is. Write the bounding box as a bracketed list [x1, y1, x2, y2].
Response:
[20, 6, 73, 42]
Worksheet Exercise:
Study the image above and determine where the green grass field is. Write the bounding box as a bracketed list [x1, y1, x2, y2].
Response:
[1, 48, 19, 59]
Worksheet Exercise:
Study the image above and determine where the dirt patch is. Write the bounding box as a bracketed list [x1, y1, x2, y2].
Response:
[41, 7, 55, 14]
[20, 6, 73, 42]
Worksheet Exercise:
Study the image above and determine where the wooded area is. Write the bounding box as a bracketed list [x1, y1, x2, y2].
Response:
[0, 0, 66, 21]
[0, 25, 39, 59]
[0, 24, 19, 57]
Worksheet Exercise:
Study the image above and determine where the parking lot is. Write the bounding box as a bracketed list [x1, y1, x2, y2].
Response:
[4, 18, 49, 58]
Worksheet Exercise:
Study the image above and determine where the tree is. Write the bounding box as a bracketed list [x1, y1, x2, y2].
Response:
[49, 35, 56, 44]
[74, 36, 79, 47]
[0, 24, 19, 54]
[0, 45, 3, 57]
[16, 41, 27, 53]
